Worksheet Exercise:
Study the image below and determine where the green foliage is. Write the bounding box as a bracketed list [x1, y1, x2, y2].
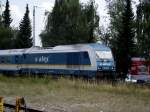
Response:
[136, 1, 143, 55]
[2, 0, 12, 27]
[106, 0, 125, 50]
[116, 0, 135, 76]
[0, 1, 32, 49]
[107, 0, 136, 76]
[0, 5, 2, 26]
[136, 0, 150, 59]
[16, 4, 32, 48]
[0, 14, 1, 24]
[85, 1, 99, 42]
[0, 1, 2, 26]
[0, 26, 14, 49]
[98, 27, 111, 46]
[0, 0, 16, 49]
[40, 0, 99, 47]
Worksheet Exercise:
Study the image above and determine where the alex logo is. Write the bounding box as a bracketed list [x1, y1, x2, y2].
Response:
[35, 56, 49, 63]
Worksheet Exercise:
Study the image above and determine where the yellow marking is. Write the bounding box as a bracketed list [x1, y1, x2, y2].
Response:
[0, 97, 3, 112]
[0, 64, 91, 67]
[16, 97, 25, 112]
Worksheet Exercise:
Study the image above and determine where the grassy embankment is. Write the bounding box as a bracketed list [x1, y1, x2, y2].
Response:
[0, 75, 150, 112]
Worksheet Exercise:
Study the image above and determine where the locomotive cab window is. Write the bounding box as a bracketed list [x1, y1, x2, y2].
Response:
[96, 51, 113, 60]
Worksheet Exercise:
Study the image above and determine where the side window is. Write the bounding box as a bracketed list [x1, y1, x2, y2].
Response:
[5, 57, 10, 63]
[138, 65, 148, 74]
[83, 52, 89, 59]
[0, 56, 11, 64]
[23, 54, 26, 59]
[1, 57, 4, 63]
[15, 56, 19, 63]
[82, 52, 91, 65]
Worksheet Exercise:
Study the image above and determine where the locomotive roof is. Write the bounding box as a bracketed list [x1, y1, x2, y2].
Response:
[0, 43, 110, 55]
[89, 43, 110, 51]
[53, 43, 110, 51]
[0, 47, 42, 55]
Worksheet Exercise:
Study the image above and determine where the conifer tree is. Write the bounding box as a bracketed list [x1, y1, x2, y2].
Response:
[40, 0, 99, 47]
[0, 0, 14, 49]
[136, 0, 143, 56]
[16, 4, 32, 48]
[0, 19, 1, 26]
[0, 2, 2, 26]
[0, 26, 13, 49]
[86, 0, 99, 42]
[106, 0, 125, 55]
[136, 0, 150, 59]
[2, 0, 12, 27]
[116, 0, 135, 77]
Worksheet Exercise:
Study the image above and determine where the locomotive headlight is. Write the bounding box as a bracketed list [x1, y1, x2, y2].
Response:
[98, 66, 102, 70]
[112, 66, 115, 70]
[99, 63, 102, 66]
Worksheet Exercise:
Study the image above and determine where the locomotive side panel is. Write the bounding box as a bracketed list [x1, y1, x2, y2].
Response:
[0, 43, 115, 78]
[0, 55, 22, 72]
[20, 51, 96, 77]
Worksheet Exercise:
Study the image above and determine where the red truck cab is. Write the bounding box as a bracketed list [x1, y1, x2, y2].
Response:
[126, 57, 150, 83]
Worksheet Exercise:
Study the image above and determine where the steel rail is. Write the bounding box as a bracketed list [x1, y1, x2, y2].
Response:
[4, 103, 47, 112]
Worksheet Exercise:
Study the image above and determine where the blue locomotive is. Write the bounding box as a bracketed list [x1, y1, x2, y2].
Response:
[0, 43, 115, 78]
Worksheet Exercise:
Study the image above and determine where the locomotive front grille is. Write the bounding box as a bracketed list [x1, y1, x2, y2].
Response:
[97, 66, 115, 71]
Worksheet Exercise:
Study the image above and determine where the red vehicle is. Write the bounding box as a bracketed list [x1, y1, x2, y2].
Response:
[126, 57, 150, 83]
[147, 60, 150, 74]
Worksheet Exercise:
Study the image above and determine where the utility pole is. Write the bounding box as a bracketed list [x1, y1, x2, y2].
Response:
[33, 6, 37, 47]
[33, 5, 49, 47]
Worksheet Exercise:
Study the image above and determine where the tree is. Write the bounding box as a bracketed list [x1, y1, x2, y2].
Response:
[0, 26, 14, 49]
[16, 4, 32, 48]
[0, 0, 14, 49]
[85, 0, 99, 42]
[136, 0, 143, 56]
[136, 0, 150, 59]
[2, 0, 12, 27]
[98, 27, 111, 46]
[40, 0, 99, 47]
[0, 19, 1, 27]
[0, 1, 3, 26]
[116, 0, 135, 77]
[106, 0, 125, 53]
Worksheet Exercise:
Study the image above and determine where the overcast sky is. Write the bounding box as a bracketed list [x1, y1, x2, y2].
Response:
[1, 0, 138, 46]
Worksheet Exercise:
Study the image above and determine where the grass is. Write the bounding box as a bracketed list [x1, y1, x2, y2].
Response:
[0, 75, 150, 112]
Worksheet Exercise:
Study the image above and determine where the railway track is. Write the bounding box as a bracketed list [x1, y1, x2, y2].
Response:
[4, 103, 46, 112]
[0, 97, 47, 112]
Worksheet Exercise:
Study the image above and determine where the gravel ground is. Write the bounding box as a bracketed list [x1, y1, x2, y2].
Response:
[0, 76, 150, 112]
[3, 90, 150, 112]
